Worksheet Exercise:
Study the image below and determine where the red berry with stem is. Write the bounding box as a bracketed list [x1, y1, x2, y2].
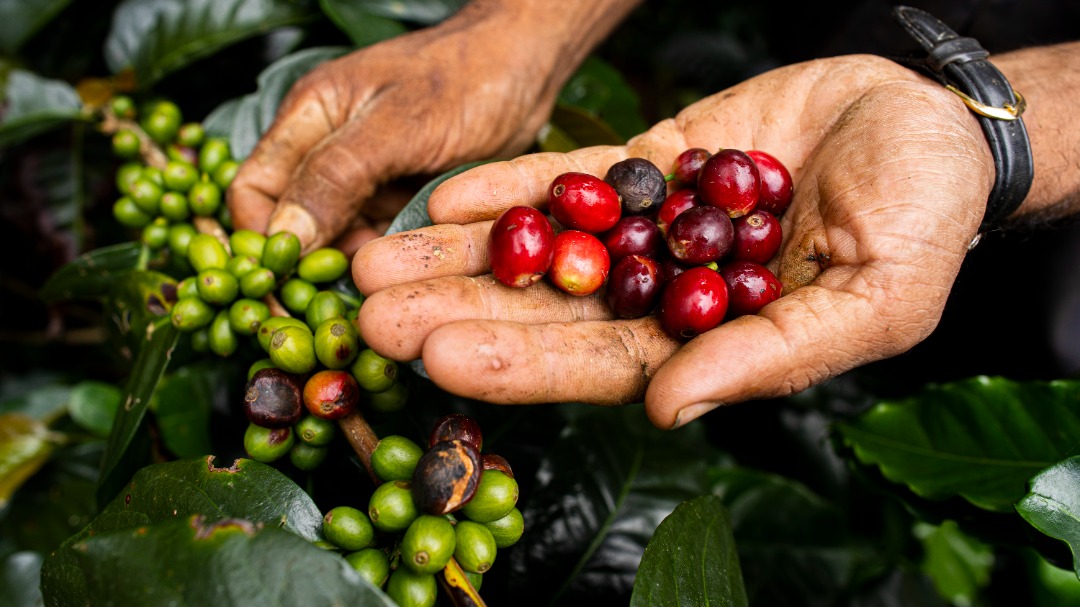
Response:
[671, 148, 711, 188]
[548, 172, 622, 233]
[602, 216, 663, 264]
[606, 254, 666, 319]
[656, 189, 700, 237]
[720, 260, 782, 317]
[489, 206, 555, 288]
[658, 266, 729, 340]
[547, 230, 610, 296]
[664, 205, 734, 265]
[746, 150, 793, 217]
[731, 209, 782, 264]
[698, 148, 760, 218]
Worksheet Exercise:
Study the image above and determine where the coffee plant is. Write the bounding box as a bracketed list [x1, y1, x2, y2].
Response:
[3, 1, 1080, 606]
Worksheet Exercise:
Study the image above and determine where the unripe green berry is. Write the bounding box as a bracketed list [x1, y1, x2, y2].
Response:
[129, 177, 163, 215]
[212, 159, 240, 189]
[368, 480, 419, 533]
[247, 358, 276, 381]
[371, 435, 423, 482]
[142, 166, 164, 186]
[109, 95, 136, 120]
[239, 268, 276, 299]
[228, 298, 270, 336]
[208, 310, 237, 357]
[159, 192, 190, 221]
[482, 507, 524, 548]
[298, 247, 349, 283]
[464, 571, 483, 592]
[256, 316, 307, 353]
[314, 317, 359, 369]
[295, 415, 335, 447]
[196, 268, 239, 305]
[187, 234, 230, 272]
[280, 278, 317, 314]
[142, 109, 180, 144]
[115, 162, 143, 194]
[226, 255, 260, 279]
[344, 549, 390, 589]
[262, 231, 302, 276]
[112, 129, 140, 159]
[305, 291, 346, 331]
[170, 297, 215, 331]
[176, 277, 199, 300]
[163, 160, 198, 192]
[199, 138, 231, 176]
[176, 122, 205, 148]
[189, 327, 210, 352]
[454, 520, 497, 574]
[113, 196, 152, 228]
[322, 506, 375, 551]
[268, 324, 317, 374]
[461, 470, 518, 523]
[142, 220, 169, 249]
[289, 442, 328, 471]
[368, 379, 409, 413]
[351, 348, 398, 393]
[230, 229, 266, 260]
[188, 180, 222, 217]
[401, 515, 456, 575]
[386, 568, 437, 607]
[243, 423, 293, 463]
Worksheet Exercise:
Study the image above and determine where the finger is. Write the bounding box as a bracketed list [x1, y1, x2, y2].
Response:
[421, 317, 680, 405]
[357, 274, 614, 361]
[352, 222, 493, 295]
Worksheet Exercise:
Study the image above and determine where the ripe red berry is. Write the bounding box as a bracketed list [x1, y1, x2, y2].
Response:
[606, 255, 665, 319]
[658, 266, 729, 340]
[720, 260, 782, 317]
[671, 148, 711, 188]
[602, 216, 663, 264]
[664, 205, 734, 265]
[656, 189, 700, 237]
[303, 370, 360, 420]
[548, 172, 622, 233]
[489, 206, 555, 288]
[746, 150, 793, 217]
[547, 230, 610, 296]
[730, 209, 782, 264]
[697, 148, 760, 218]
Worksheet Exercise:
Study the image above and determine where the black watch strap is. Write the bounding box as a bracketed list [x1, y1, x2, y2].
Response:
[891, 5, 1033, 232]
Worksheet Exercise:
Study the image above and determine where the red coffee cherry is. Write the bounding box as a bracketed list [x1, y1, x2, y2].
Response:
[548, 172, 622, 233]
[303, 370, 360, 420]
[602, 216, 663, 264]
[730, 209, 782, 264]
[697, 148, 760, 218]
[489, 206, 555, 288]
[746, 150, 793, 217]
[607, 255, 665, 319]
[547, 230, 611, 297]
[671, 148, 712, 188]
[658, 266, 729, 341]
[664, 205, 734, 265]
[655, 189, 700, 237]
[720, 260, 782, 317]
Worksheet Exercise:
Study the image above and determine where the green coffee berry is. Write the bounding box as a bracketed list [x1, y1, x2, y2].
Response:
[295, 415, 335, 447]
[212, 159, 240, 189]
[262, 231, 302, 276]
[109, 95, 136, 120]
[239, 268, 276, 299]
[322, 506, 375, 551]
[226, 255, 260, 279]
[208, 310, 237, 357]
[401, 515, 456, 575]
[217, 204, 233, 231]
[289, 442, 328, 471]
[305, 291, 346, 330]
[344, 549, 390, 589]
[368, 379, 409, 413]
[189, 327, 210, 352]
[188, 181, 222, 217]
[371, 435, 423, 482]
[453, 520, 497, 574]
[176, 122, 205, 148]
[268, 324, 317, 374]
[199, 138, 231, 176]
[115, 162, 143, 194]
[142, 166, 164, 186]
[280, 278, 317, 314]
[163, 160, 198, 192]
[368, 480, 419, 533]
[111, 129, 140, 159]
[481, 507, 524, 548]
[230, 229, 266, 260]
[196, 268, 239, 305]
[351, 348, 398, 393]
[228, 298, 270, 336]
[141, 102, 181, 144]
[256, 316, 308, 353]
[243, 423, 294, 463]
[166, 144, 195, 164]
[314, 317, 359, 370]
[142, 220, 169, 249]
[159, 192, 191, 221]
[298, 248, 349, 283]
[113, 196, 152, 228]
[187, 234, 230, 272]
[386, 568, 437, 607]
[461, 470, 519, 523]
[170, 297, 215, 332]
[129, 177, 163, 215]
[247, 358, 276, 381]
[176, 277, 199, 300]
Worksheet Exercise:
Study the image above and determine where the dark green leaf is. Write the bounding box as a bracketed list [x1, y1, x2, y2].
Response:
[319, 0, 406, 48]
[67, 381, 122, 438]
[0, 414, 59, 509]
[348, 0, 467, 25]
[38, 242, 143, 303]
[104, 269, 178, 345]
[558, 56, 648, 141]
[1017, 456, 1080, 577]
[0, 552, 44, 607]
[0, 0, 72, 55]
[104, 0, 312, 87]
[0, 377, 72, 422]
[538, 104, 625, 153]
[203, 46, 348, 160]
[630, 495, 747, 607]
[384, 160, 492, 237]
[153, 363, 228, 458]
[96, 318, 179, 508]
[913, 520, 993, 604]
[0, 69, 84, 147]
[836, 376, 1080, 512]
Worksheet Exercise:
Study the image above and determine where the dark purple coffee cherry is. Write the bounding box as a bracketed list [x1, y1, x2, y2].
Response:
[606, 255, 665, 319]
[244, 368, 304, 428]
[605, 157, 667, 216]
[664, 205, 734, 264]
[602, 216, 663, 264]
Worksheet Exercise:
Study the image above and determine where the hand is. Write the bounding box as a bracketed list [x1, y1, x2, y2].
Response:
[352, 54, 995, 429]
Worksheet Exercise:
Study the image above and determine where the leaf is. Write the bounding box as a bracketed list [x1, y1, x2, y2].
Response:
[67, 381, 122, 438]
[0, 0, 72, 55]
[0, 376, 72, 422]
[913, 520, 994, 604]
[203, 46, 348, 160]
[96, 318, 179, 508]
[347, 0, 467, 25]
[104, 269, 178, 345]
[38, 242, 143, 303]
[540, 104, 625, 152]
[0, 552, 44, 607]
[630, 495, 747, 607]
[1017, 456, 1080, 577]
[41, 456, 330, 604]
[153, 363, 233, 458]
[319, 0, 406, 48]
[104, 0, 312, 87]
[835, 376, 1080, 513]
[0, 69, 84, 147]
[0, 414, 59, 509]
[557, 56, 648, 141]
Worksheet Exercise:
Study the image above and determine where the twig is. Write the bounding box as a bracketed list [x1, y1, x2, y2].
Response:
[337, 410, 381, 485]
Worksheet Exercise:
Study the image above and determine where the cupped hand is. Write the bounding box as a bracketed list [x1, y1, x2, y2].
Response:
[352, 54, 995, 429]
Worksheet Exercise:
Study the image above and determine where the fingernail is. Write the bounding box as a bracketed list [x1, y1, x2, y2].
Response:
[670, 401, 722, 429]
[269, 204, 318, 250]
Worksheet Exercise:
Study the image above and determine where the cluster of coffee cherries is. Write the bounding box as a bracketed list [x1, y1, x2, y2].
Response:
[488, 147, 792, 340]
[319, 414, 522, 606]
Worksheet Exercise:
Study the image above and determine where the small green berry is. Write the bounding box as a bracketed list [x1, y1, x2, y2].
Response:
[243, 423, 294, 463]
[400, 515, 456, 575]
[367, 480, 419, 533]
[482, 507, 524, 548]
[322, 506, 375, 551]
[453, 520, 497, 574]
[371, 435, 423, 482]
[460, 470, 518, 523]
[351, 348, 398, 393]
[295, 415, 336, 447]
[344, 549, 390, 589]
[111, 129, 140, 159]
[297, 247, 349, 283]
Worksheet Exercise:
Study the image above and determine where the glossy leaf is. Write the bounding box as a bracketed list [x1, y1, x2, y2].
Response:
[538, 104, 624, 153]
[347, 0, 467, 25]
[557, 56, 648, 141]
[319, 0, 406, 48]
[104, 0, 311, 87]
[914, 520, 993, 604]
[105, 269, 178, 349]
[0, 376, 72, 422]
[0, 0, 72, 54]
[630, 495, 747, 607]
[836, 376, 1080, 512]
[0, 69, 84, 147]
[153, 363, 231, 458]
[67, 381, 122, 438]
[1017, 456, 1080, 577]
[38, 242, 143, 303]
[0, 552, 44, 607]
[0, 414, 58, 509]
[203, 46, 348, 160]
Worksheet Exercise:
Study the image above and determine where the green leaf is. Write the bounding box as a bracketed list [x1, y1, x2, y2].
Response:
[0, 552, 44, 607]
[42, 456, 330, 604]
[384, 160, 492, 237]
[913, 520, 994, 605]
[0, 414, 59, 509]
[348, 0, 467, 25]
[319, 0, 406, 48]
[558, 56, 648, 141]
[1017, 456, 1080, 578]
[153, 363, 230, 458]
[38, 242, 143, 303]
[96, 318, 179, 508]
[0, 0, 72, 55]
[203, 46, 348, 160]
[835, 376, 1080, 513]
[67, 381, 122, 438]
[538, 104, 624, 153]
[630, 495, 747, 607]
[0, 376, 72, 422]
[104, 0, 312, 87]
[0, 69, 84, 147]
[104, 269, 178, 345]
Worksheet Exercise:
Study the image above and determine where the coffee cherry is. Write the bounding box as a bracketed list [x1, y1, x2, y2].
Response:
[141, 220, 169, 249]
[116, 162, 143, 194]
[257, 316, 308, 353]
[175, 277, 200, 300]
[269, 324, 317, 374]
[243, 424, 294, 463]
[176, 122, 205, 148]
[111, 129, 140, 159]
[746, 149, 793, 217]
[239, 268, 276, 299]
[212, 160, 240, 189]
[295, 414, 336, 447]
[731, 209, 782, 264]
[289, 442, 328, 471]
[305, 291, 347, 331]
[655, 188, 700, 237]
[187, 234, 230, 272]
[230, 229, 267, 260]
[170, 297, 215, 331]
[482, 507, 525, 548]
[372, 435, 424, 482]
[454, 520, 497, 574]
[188, 181, 222, 217]
[208, 310, 238, 357]
[129, 177, 163, 215]
[298, 247, 349, 283]
[345, 549, 390, 588]
[163, 160, 198, 193]
[189, 328, 210, 352]
[244, 368, 303, 428]
[412, 439, 481, 515]
[547, 230, 610, 297]
[720, 260, 782, 317]
[461, 470, 518, 523]
[481, 453, 514, 478]
[368, 380, 409, 413]
[315, 317, 360, 370]
[606, 254, 665, 319]
[323, 506, 375, 551]
[428, 413, 483, 451]
[657, 266, 729, 340]
[604, 157, 667, 216]
[368, 480, 419, 533]
[386, 568, 437, 607]
[167, 223, 197, 256]
[602, 215, 663, 264]
[196, 268, 239, 305]
[109, 95, 136, 120]
[199, 138, 231, 176]
[262, 231, 302, 277]
[547, 172, 621, 233]
[303, 369, 359, 420]
[246, 358, 276, 381]
[225, 255, 260, 278]
[113, 196, 153, 228]
[401, 515, 456, 575]
[141, 106, 181, 144]
[488, 206, 555, 288]
[159, 192, 191, 222]
[280, 279, 318, 314]
[698, 148, 760, 218]
[228, 298, 270, 335]
[166, 144, 198, 166]
[665, 205, 734, 265]
[671, 147, 712, 187]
